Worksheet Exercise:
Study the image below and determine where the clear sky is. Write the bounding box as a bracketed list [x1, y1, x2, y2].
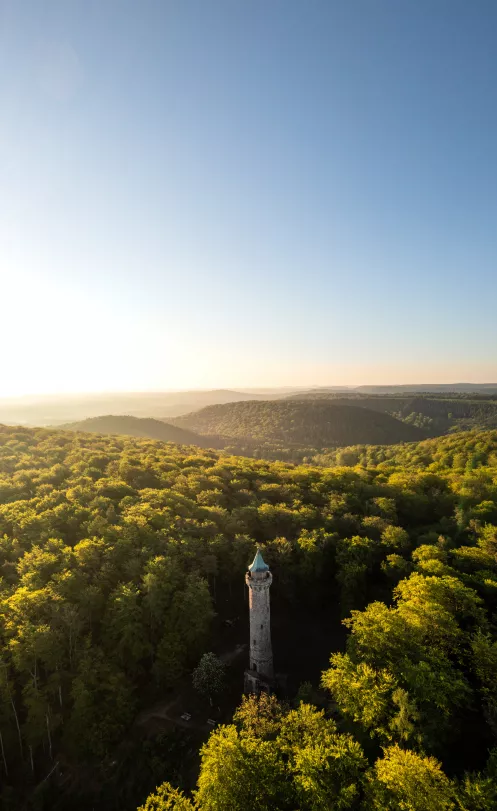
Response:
[1, 0, 496, 396]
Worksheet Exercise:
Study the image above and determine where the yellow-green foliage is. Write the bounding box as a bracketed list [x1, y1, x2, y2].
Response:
[195, 697, 366, 811]
[365, 745, 455, 810]
[0, 425, 497, 810]
[137, 782, 194, 810]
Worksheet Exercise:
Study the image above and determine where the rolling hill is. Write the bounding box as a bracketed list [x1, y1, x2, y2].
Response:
[58, 415, 223, 448]
[171, 400, 424, 447]
[286, 392, 497, 434]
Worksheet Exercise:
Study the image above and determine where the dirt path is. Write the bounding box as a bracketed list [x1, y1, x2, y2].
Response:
[136, 642, 248, 733]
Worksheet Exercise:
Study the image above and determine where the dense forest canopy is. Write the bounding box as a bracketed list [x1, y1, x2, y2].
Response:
[0, 424, 496, 809]
[311, 429, 497, 470]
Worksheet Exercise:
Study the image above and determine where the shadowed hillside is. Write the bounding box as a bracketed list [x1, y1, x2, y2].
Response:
[58, 415, 223, 448]
[171, 400, 424, 447]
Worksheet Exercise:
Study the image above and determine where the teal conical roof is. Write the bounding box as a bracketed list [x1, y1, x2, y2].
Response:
[249, 549, 269, 573]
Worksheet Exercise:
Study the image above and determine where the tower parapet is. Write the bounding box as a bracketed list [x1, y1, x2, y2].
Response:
[244, 549, 274, 694]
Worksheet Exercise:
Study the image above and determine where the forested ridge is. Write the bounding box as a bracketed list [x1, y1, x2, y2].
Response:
[59, 395, 497, 466]
[59, 415, 221, 449]
[287, 393, 497, 435]
[0, 424, 496, 809]
[62, 402, 424, 464]
[172, 400, 423, 448]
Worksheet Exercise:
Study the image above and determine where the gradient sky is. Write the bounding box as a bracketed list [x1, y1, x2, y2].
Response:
[1, 0, 497, 396]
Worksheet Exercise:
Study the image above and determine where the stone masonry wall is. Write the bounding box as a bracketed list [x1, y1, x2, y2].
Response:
[246, 570, 274, 679]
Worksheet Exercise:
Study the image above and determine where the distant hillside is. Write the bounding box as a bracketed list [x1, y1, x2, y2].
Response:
[287, 391, 412, 409]
[287, 392, 497, 434]
[58, 415, 222, 448]
[354, 383, 497, 393]
[4, 386, 497, 427]
[172, 400, 424, 448]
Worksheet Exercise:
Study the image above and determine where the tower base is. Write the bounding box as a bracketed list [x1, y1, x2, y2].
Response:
[244, 668, 273, 695]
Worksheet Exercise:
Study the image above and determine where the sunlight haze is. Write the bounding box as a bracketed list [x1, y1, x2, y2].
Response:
[1, 0, 497, 396]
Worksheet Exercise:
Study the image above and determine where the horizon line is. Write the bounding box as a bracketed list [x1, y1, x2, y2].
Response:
[2, 382, 497, 401]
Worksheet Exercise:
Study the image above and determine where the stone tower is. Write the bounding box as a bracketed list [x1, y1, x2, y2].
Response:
[244, 548, 274, 694]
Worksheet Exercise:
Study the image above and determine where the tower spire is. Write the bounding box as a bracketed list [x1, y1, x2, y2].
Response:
[249, 548, 269, 573]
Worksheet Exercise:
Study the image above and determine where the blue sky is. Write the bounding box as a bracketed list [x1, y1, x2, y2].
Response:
[1, 0, 496, 395]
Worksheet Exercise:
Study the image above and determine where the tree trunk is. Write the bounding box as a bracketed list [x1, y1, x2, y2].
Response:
[0, 730, 8, 776]
[46, 713, 52, 761]
[11, 697, 23, 758]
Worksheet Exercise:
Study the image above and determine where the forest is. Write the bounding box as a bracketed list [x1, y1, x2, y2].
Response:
[170, 400, 424, 447]
[60, 395, 497, 468]
[0, 423, 496, 809]
[286, 393, 497, 435]
[60, 404, 425, 464]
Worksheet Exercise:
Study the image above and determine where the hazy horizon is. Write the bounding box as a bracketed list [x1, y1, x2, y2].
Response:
[2, 380, 497, 403]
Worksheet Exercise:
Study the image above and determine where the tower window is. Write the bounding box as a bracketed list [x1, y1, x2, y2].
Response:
[260, 624, 263, 629]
